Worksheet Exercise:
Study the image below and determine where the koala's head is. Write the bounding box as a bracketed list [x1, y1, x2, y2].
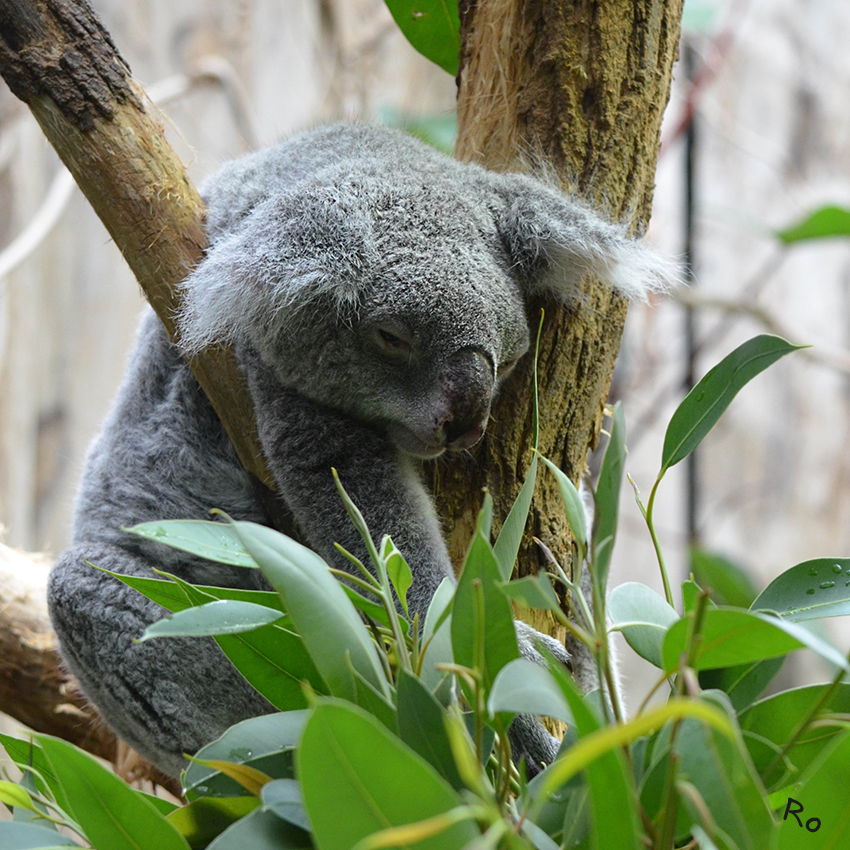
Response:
[178, 124, 675, 458]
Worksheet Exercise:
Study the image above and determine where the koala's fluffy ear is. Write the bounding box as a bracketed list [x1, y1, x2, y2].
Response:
[496, 173, 679, 302]
[176, 187, 377, 355]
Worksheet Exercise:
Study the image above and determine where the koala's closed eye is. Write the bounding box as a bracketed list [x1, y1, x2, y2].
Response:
[372, 325, 414, 360]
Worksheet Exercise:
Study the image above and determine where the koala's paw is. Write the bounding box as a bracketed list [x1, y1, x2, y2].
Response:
[514, 620, 573, 673]
[508, 713, 561, 779]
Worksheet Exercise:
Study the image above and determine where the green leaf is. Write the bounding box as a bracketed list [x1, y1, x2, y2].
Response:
[126, 520, 258, 567]
[95, 570, 285, 615]
[738, 683, 850, 783]
[260, 779, 311, 832]
[420, 579, 455, 698]
[183, 711, 307, 800]
[452, 531, 520, 694]
[751, 558, 850, 621]
[34, 734, 190, 850]
[353, 670, 398, 733]
[298, 701, 479, 850]
[494, 454, 538, 581]
[593, 402, 626, 588]
[608, 582, 679, 668]
[0, 822, 79, 847]
[776, 205, 850, 244]
[396, 669, 464, 790]
[661, 608, 850, 675]
[528, 658, 645, 850]
[698, 657, 785, 713]
[488, 658, 573, 725]
[540, 456, 587, 555]
[139, 600, 284, 641]
[205, 807, 312, 849]
[381, 535, 412, 617]
[0, 781, 37, 812]
[776, 727, 850, 849]
[674, 692, 776, 850]
[498, 572, 562, 614]
[231, 520, 390, 701]
[661, 335, 803, 473]
[154, 572, 325, 712]
[383, 0, 461, 76]
[690, 549, 758, 608]
[167, 797, 260, 849]
[0, 735, 69, 814]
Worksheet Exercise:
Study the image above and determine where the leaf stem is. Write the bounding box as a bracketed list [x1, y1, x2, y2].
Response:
[644, 474, 675, 608]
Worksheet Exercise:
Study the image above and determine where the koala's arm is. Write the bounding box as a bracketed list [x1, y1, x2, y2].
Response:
[243, 354, 453, 615]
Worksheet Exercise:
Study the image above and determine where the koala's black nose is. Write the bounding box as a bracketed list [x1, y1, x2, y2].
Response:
[445, 421, 485, 450]
[439, 348, 493, 450]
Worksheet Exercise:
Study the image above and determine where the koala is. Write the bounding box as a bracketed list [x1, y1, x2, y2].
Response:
[47, 123, 670, 780]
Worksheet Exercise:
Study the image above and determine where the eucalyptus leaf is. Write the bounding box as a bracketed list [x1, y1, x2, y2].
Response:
[260, 779, 311, 832]
[0, 822, 79, 848]
[167, 796, 260, 848]
[420, 578, 455, 696]
[397, 669, 464, 790]
[155, 572, 325, 712]
[698, 657, 785, 713]
[231, 520, 390, 701]
[608, 582, 679, 668]
[592, 402, 626, 589]
[381, 535, 412, 616]
[126, 520, 258, 567]
[738, 683, 850, 784]
[498, 572, 562, 614]
[776, 205, 850, 244]
[540, 455, 587, 555]
[184, 711, 307, 800]
[383, 0, 461, 76]
[751, 558, 850, 621]
[205, 806, 312, 850]
[94, 569, 285, 616]
[452, 530, 520, 694]
[775, 727, 850, 849]
[691, 549, 758, 608]
[488, 658, 572, 725]
[0, 735, 69, 814]
[298, 701, 479, 850]
[35, 734, 190, 850]
[661, 335, 803, 474]
[139, 600, 284, 641]
[673, 692, 776, 850]
[661, 608, 850, 675]
[494, 454, 538, 581]
[528, 658, 643, 850]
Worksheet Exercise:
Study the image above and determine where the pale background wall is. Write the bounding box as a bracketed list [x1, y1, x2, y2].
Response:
[0, 0, 849, 723]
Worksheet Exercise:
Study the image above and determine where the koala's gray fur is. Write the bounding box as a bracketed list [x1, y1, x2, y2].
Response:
[48, 123, 671, 780]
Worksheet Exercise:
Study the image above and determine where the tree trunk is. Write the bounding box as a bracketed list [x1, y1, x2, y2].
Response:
[436, 0, 683, 688]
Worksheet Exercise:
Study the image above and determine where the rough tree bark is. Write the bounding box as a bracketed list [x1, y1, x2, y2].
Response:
[0, 0, 682, 768]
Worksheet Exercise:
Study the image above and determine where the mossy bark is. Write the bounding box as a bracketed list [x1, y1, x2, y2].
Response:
[436, 0, 683, 689]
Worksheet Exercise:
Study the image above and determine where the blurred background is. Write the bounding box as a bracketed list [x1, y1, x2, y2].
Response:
[0, 0, 849, 717]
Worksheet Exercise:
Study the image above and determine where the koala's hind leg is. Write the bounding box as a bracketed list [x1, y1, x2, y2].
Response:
[48, 543, 275, 778]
